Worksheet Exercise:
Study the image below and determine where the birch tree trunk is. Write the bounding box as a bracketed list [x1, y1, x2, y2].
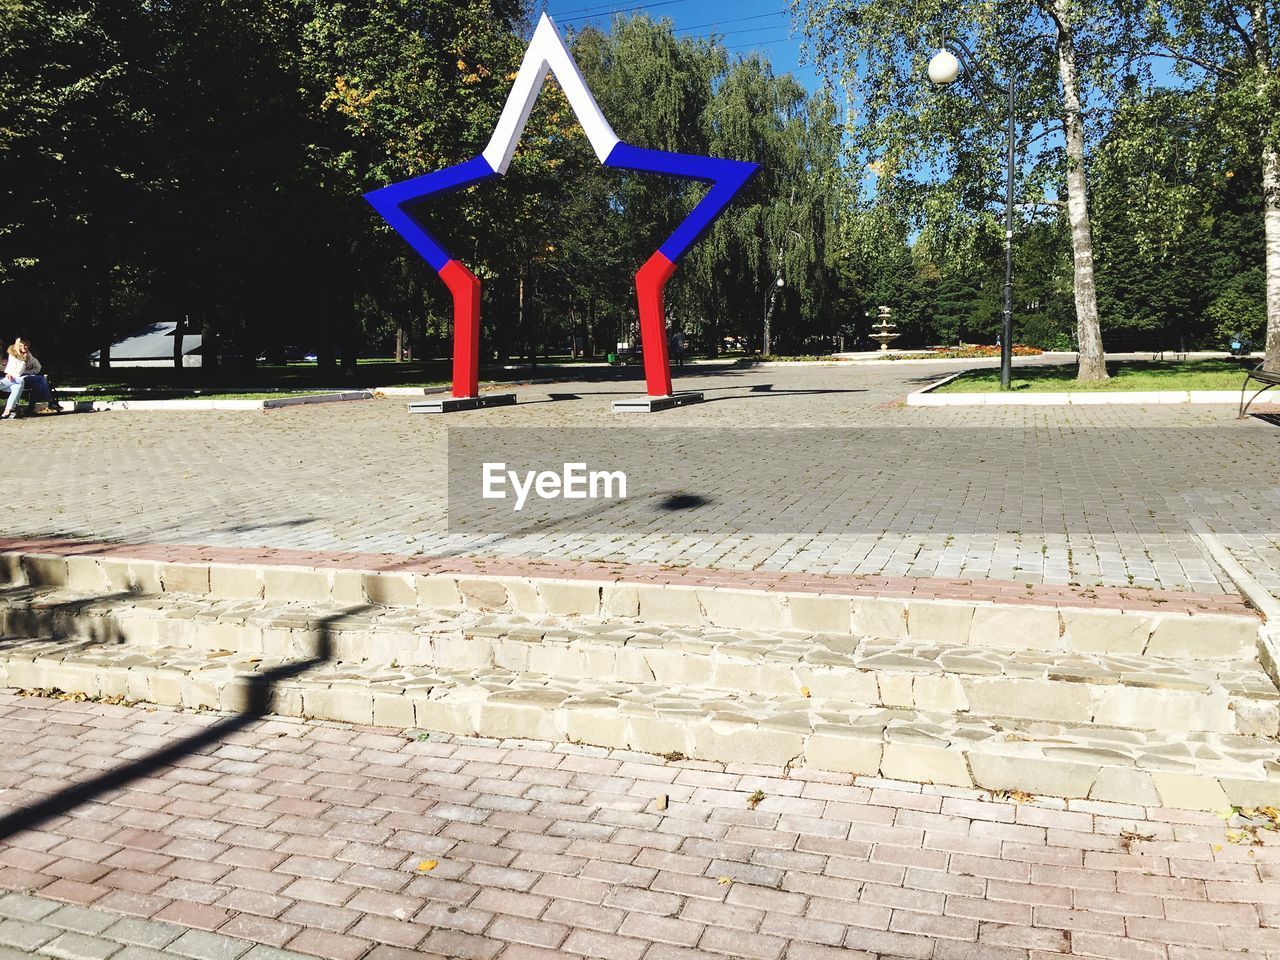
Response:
[1051, 0, 1108, 381]
[1265, 141, 1280, 370]
[1256, 0, 1280, 371]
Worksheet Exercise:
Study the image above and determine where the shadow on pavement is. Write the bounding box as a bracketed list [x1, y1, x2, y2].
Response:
[697, 385, 868, 402]
[0, 586, 135, 656]
[0, 605, 368, 843]
[657, 493, 710, 511]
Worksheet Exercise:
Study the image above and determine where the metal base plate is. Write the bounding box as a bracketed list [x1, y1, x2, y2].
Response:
[408, 393, 517, 414]
[611, 392, 705, 413]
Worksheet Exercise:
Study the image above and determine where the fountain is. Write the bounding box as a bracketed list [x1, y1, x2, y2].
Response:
[869, 305, 899, 352]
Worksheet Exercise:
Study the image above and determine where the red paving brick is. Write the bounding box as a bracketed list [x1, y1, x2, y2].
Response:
[0, 691, 1277, 959]
[0, 534, 1255, 616]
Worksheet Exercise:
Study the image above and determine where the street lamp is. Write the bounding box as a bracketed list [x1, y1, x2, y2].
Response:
[763, 275, 784, 358]
[929, 38, 1015, 390]
[763, 228, 802, 358]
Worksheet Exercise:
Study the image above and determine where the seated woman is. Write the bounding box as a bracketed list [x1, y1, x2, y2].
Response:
[0, 375, 23, 420]
[4, 337, 56, 415]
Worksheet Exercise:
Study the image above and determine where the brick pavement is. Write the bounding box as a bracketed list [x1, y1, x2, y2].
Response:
[6, 360, 1278, 593]
[0, 534, 1254, 617]
[1, 692, 1278, 960]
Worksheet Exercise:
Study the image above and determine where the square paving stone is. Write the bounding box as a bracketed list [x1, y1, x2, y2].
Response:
[167, 929, 254, 960]
[40, 931, 123, 960]
[0, 894, 60, 923]
[100, 918, 184, 950]
[46, 906, 118, 936]
[0, 919, 59, 951]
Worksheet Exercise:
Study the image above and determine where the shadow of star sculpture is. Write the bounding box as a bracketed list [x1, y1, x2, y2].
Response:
[364, 14, 758, 407]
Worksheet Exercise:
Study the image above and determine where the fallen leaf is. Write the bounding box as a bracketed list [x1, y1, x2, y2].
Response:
[417, 860, 438, 872]
[1226, 829, 1262, 846]
[1118, 829, 1155, 853]
[717, 876, 734, 885]
[800, 687, 811, 698]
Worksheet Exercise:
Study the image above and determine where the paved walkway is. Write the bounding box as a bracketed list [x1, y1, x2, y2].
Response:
[8, 360, 1280, 594]
[1, 691, 1278, 960]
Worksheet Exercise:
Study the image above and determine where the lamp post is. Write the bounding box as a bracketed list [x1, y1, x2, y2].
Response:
[928, 39, 1015, 391]
[763, 228, 802, 358]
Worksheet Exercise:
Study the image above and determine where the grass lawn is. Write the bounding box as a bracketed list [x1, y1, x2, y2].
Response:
[935, 359, 1254, 393]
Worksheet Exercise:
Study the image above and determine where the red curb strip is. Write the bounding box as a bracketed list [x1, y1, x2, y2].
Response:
[0, 535, 1254, 619]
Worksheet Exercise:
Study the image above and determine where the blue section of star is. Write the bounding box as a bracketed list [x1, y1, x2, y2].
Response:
[366, 141, 756, 274]
[364, 156, 498, 271]
[603, 143, 758, 263]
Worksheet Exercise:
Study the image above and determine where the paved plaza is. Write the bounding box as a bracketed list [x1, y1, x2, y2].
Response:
[1, 358, 1278, 959]
[2, 692, 1279, 960]
[6, 359, 1278, 594]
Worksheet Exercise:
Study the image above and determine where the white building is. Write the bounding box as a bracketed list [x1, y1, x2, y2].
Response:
[88, 322, 203, 368]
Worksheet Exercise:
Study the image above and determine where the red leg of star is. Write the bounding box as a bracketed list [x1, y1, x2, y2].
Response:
[440, 259, 481, 398]
[635, 252, 676, 398]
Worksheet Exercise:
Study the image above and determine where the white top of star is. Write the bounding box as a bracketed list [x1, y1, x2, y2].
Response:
[482, 14, 621, 174]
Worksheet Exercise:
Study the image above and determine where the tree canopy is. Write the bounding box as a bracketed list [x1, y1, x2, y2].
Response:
[0, 0, 1275, 370]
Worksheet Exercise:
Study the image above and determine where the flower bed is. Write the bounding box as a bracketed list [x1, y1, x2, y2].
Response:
[933, 344, 1044, 359]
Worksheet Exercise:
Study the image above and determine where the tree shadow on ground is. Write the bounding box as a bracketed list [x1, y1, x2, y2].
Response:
[700, 385, 868, 403]
[525, 382, 868, 400]
[0, 605, 366, 843]
[221, 517, 319, 535]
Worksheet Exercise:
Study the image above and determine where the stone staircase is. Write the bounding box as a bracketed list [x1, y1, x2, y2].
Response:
[0, 549, 1276, 810]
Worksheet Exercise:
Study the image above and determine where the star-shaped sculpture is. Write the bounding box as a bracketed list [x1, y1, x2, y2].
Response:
[365, 14, 758, 408]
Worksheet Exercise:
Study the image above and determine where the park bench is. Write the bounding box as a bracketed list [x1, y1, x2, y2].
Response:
[1239, 361, 1280, 418]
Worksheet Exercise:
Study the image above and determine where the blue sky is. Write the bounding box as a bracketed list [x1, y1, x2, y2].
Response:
[536, 0, 821, 91]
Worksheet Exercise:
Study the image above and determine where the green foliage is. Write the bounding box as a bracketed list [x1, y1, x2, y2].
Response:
[1206, 268, 1267, 341]
[1090, 86, 1265, 349]
[937, 358, 1254, 392]
[932, 272, 982, 345]
[0, 3, 846, 366]
[0, 0, 1272, 367]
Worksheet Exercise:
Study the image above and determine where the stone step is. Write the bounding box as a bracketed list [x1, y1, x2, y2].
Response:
[1, 548, 1261, 658]
[0, 548, 1274, 811]
[0, 587, 1276, 738]
[0, 630, 1276, 811]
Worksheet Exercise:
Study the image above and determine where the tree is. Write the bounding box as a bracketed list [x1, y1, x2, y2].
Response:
[1049, 0, 1109, 379]
[557, 17, 842, 356]
[1086, 86, 1269, 350]
[0, 0, 147, 363]
[289, 0, 527, 373]
[790, 0, 1136, 379]
[933, 270, 983, 345]
[1143, 0, 1280, 368]
[0, 3, 846, 368]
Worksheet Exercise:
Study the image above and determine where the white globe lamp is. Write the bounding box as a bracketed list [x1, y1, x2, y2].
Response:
[928, 48, 961, 84]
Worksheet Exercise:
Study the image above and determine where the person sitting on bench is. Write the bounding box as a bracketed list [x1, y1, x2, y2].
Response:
[0, 375, 23, 420]
[4, 337, 55, 415]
